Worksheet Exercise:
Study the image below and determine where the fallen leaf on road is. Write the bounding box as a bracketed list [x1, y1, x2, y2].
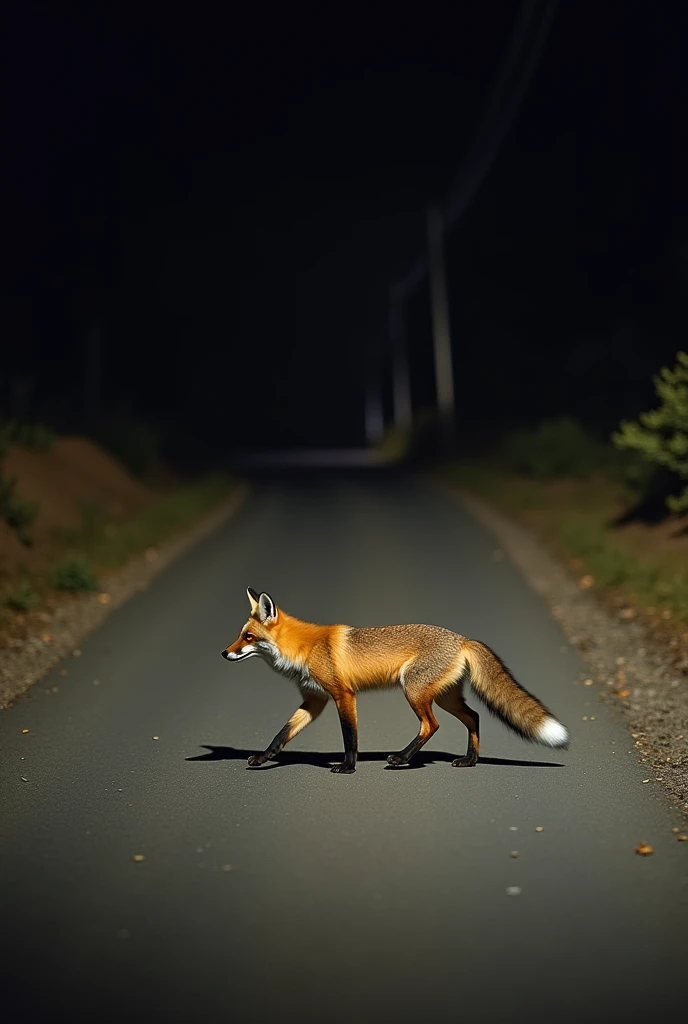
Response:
[98, 593, 111, 604]
[677, 835, 688, 842]
[583, 679, 593, 687]
[635, 843, 653, 856]
[132, 854, 146, 862]
[579, 575, 594, 589]
[642, 779, 650, 783]
[152, 736, 159, 741]
[535, 826, 544, 832]
[22, 728, 29, 734]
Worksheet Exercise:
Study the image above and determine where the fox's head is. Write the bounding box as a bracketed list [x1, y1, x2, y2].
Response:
[221, 587, 280, 663]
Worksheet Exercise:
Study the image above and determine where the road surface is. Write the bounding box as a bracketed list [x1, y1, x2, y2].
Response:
[1, 471, 686, 1023]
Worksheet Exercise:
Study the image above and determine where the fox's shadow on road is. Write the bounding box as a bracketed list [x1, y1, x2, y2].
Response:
[186, 746, 564, 770]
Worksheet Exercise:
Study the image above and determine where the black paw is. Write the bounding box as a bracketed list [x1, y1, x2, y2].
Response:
[387, 754, 408, 767]
[330, 763, 355, 774]
[452, 755, 478, 768]
[247, 754, 268, 767]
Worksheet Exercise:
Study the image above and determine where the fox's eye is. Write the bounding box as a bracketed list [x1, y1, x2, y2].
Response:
[243, 633, 254, 642]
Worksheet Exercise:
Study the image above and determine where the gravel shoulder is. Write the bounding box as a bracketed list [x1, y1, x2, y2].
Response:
[0, 485, 249, 710]
[441, 482, 688, 825]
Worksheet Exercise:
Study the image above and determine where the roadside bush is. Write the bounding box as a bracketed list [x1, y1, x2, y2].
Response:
[500, 417, 608, 479]
[0, 474, 39, 545]
[0, 420, 55, 451]
[53, 557, 98, 591]
[612, 351, 688, 512]
[4, 581, 39, 611]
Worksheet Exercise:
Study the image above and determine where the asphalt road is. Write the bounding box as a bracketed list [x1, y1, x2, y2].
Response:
[1, 471, 686, 1024]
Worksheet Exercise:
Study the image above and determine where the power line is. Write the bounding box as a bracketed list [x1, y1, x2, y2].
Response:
[395, 0, 560, 298]
[444, 0, 560, 228]
[386, 0, 559, 443]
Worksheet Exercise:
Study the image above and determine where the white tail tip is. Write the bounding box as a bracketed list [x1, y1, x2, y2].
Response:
[537, 717, 569, 748]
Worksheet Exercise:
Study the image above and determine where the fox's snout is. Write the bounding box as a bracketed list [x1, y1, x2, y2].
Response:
[221, 643, 257, 662]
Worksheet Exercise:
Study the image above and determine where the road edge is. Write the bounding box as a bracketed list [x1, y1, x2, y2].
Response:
[0, 483, 250, 710]
[437, 479, 688, 824]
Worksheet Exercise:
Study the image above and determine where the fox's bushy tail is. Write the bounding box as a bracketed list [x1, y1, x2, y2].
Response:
[464, 640, 569, 748]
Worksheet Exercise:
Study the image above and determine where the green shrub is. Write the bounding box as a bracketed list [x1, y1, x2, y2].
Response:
[4, 581, 39, 611]
[612, 351, 688, 512]
[0, 474, 39, 546]
[53, 557, 98, 591]
[15, 422, 55, 451]
[500, 417, 607, 479]
[0, 420, 55, 451]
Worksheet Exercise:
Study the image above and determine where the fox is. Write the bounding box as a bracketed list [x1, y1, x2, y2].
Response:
[222, 588, 569, 774]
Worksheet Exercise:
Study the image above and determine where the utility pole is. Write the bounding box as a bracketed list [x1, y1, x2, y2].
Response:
[389, 284, 412, 432]
[427, 205, 455, 447]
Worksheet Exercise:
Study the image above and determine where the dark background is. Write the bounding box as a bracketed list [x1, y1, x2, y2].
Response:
[2, 1, 687, 464]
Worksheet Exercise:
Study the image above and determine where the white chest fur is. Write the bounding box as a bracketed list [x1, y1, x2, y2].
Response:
[263, 645, 329, 699]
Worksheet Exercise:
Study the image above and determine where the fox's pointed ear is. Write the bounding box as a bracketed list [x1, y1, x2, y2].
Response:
[247, 587, 259, 614]
[257, 592, 277, 623]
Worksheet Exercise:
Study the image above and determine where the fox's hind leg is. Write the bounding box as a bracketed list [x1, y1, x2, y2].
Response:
[387, 664, 440, 766]
[435, 685, 480, 767]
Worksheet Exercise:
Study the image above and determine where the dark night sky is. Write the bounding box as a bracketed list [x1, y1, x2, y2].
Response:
[2, 1, 688, 459]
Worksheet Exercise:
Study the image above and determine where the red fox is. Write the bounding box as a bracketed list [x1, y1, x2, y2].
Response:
[222, 588, 569, 774]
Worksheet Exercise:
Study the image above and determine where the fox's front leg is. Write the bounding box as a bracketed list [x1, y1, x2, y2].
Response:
[248, 695, 328, 766]
[331, 691, 358, 774]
